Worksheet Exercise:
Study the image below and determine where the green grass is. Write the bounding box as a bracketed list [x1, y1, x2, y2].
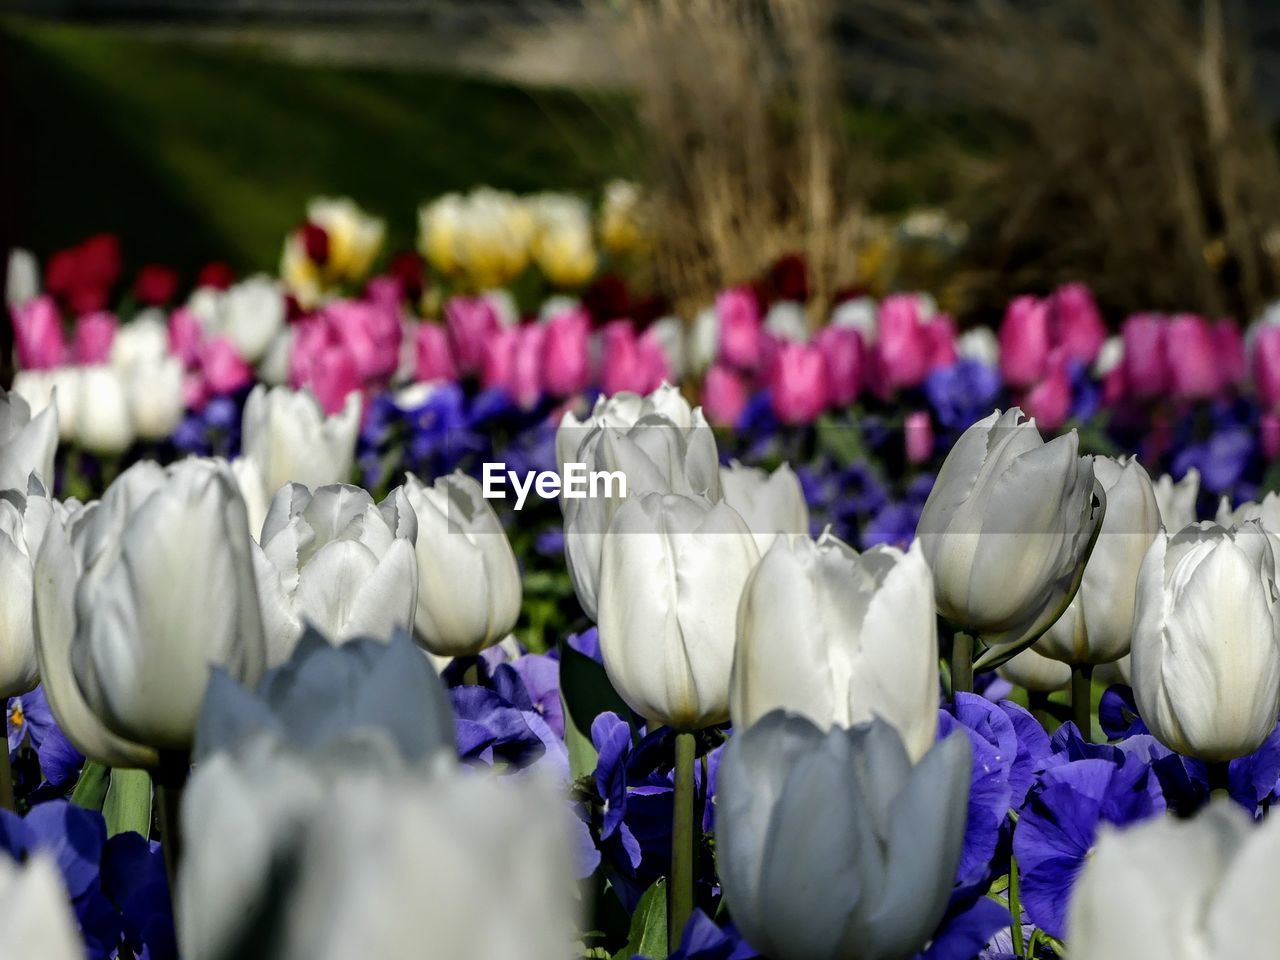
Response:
[4, 17, 628, 278]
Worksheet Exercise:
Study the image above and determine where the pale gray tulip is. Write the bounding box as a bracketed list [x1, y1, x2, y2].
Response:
[915, 408, 1104, 667]
[5, 248, 39, 308]
[1035, 457, 1161, 665]
[1069, 801, 1280, 959]
[719, 461, 810, 556]
[239, 385, 360, 508]
[123, 355, 185, 442]
[0, 388, 57, 491]
[598, 492, 758, 729]
[1153, 468, 1200, 533]
[403, 471, 521, 658]
[1132, 522, 1280, 760]
[179, 741, 577, 960]
[252, 484, 419, 667]
[0, 852, 85, 960]
[998, 647, 1070, 692]
[732, 533, 938, 760]
[560, 385, 720, 620]
[717, 712, 970, 960]
[32, 459, 266, 759]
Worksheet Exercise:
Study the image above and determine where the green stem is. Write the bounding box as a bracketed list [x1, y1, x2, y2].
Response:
[1071, 665, 1093, 742]
[670, 730, 696, 953]
[951, 633, 974, 697]
[152, 751, 191, 901]
[1208, 761, 1230, 801]
[1009, 852, 1026, 957]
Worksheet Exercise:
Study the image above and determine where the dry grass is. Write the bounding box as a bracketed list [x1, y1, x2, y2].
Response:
[853, 0, 1280, 320]
[604, 0, 865, 323]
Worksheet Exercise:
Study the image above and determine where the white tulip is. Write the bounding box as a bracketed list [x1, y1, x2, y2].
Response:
[0, 852, 85, 960]
[403, 471, 521, 658]
[257, 327, 294, 387]
[13, 368, 80, 443]
[560, 386, 720, 620]
[32, 459, 266, 759]
[1152, 468, 1200, 533]
[75, 365, 135, 455]
[764, 301, 809, 343]
[731, 533, 939, 760]
[109, 314, 169, 369]
[5, 248, 40, 308]
[647, 315, 687, 382]
[998, 647, 1071, 692]
[223, 276, 287, 363]
[0, 388, 57, 490]
[915, 408, 1104, 667]
[1035, 457, 1161, 665]
[957, 327, 1000, 366]
[1131, 522, 1280, 760]
[688, 306, 718, 374]
[0, 481, 65, 698]
[239, 385, 360, 504]
[599, 492, 759, 729]
[1069, 801, 1280, 959]
[124, 355, 185, 442]
[719, 461, 810, 556]
[253, 483, 419, 667]
[830, 296, 878, 340]
[1217, 491, 1280, 531]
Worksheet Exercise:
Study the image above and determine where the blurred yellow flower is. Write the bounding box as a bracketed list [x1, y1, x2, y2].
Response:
[598, 179, 649, 257]
[531, 194, 598, 289]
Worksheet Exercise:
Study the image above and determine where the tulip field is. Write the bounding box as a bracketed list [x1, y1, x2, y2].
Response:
[5, 189, 1280, 960]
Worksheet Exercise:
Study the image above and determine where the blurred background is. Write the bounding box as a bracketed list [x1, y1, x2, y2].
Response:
[6, 0, 1280, 324]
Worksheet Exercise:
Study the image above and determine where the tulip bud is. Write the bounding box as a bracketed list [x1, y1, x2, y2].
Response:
[998, 646, 1071, 692]
[0, 481, 67, 699]
[32, 459, 266, 760]
[999, 295, 1051, 388]
[240, 384, 360, 505]
[1122, 313, 1169, 399]
[915, 408, 1104, 667]
[1035, 457, 1161, 666]
[1152, 468, 1200, 533]
[716, 287, 763, 370]
[0, 388, 57, 491]
[1049, 282, 1106, 365]
[562, 394, 721, 621]
[1251, 323, 1280, 411]
[769, 341, 830, 424]
[598, 492, 758, 729]
[75, 365, 136, 455]
[731, 534, 939, 759]
[1217, 491, 1280, 531]
[71, 311, 118, 365]
[816, 325, 865, 407]
[1069, 800, 1280, 958]
[0, 852, 84, 960]
[718, 461, 810, 556]
[1131, 522, 1280, 760]
[253, 483, 419, 667]
[403, 471, 521, 658]
[717, 712, 971, 960]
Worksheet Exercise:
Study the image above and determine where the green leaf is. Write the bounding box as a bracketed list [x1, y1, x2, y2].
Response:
[565, 691, 599, 781]
[614, 878, 668, 960]
[102, 769, 153, 838]
[70, 761, 111, 812]
[560, 641, 634, 745]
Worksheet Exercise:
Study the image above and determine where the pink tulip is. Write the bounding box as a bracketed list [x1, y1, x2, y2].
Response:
[414, 323, 457, 383]
[12, 296, 66, 369]
[541, 307, 591, 397]
[874, 295, 931, 393]
[445, 296, 501, 376]
[1102, 364, 1127, 407]
[288, 321, 361, 415]
[702, 363, 748, 427]
[364, 275, 405, 311]
[200, 337, 254, 396]
[510, 325, 547, 411]
[1121, 313, 1169, 399]
[1023, 352, 1073, 431]
[1262, 413, 1280, 461]
[1214, 319, 1246, 390]
[72, 311, 118, 365]
[925, 314, 958, 369]
[1165, 314, 1220, 400]
[1049, 283, 1106, 365]
[770, 341, 830, 424]
[323, 300, 401, 384]
[904, 411, 934, 464]
[183, 370, 209, 412]
[636, 328, 673, 392]
[599, 320, 669, 397]
[168, 307, 204, 368]
[999, 295, 1050, 388]
[816, 326, 865, 407]
[717, 286, 763, 370]
[1251, 325, 1280, 411]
